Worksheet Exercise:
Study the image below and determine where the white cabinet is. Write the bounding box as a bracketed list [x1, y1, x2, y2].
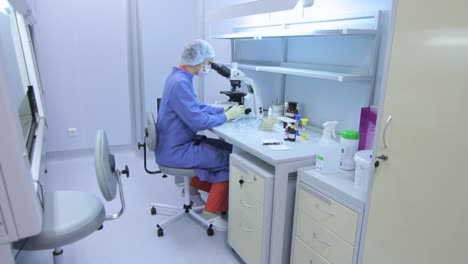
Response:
[291, 167, 366, 264]
[228, 152, 274, 264]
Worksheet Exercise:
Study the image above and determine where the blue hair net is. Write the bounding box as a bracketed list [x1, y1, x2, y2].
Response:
[180, 39, 215, 66]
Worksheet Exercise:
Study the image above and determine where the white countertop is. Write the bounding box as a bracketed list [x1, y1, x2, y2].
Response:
[210, 119, 321, 166]
[211, 119, 366, 209]
[298, 166, 367, 210]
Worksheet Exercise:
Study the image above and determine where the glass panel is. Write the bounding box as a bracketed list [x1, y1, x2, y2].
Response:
[0, 2, 41, 161]
[16, 11, 45, 117]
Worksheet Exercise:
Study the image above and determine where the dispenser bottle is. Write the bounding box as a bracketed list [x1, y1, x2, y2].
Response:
[315, 121, 341, 173]
[340, 129, 360, 170]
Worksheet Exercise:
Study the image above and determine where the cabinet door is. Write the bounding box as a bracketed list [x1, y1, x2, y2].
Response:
[363, 1, 468, 263]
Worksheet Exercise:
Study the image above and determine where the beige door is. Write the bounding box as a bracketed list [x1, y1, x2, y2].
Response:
[362, 1, 468, 263]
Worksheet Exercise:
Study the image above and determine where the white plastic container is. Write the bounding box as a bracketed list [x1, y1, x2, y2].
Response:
[315, 121, 341, 173]
[340, 130, 360, 170]
[354, 150, 373, 190]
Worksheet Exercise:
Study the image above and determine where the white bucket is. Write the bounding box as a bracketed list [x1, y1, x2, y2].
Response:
[354, 150, 373, 190]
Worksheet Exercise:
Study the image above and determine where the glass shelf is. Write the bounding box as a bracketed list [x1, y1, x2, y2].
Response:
[213, 28, 376, 40]
[230, 63, 370, 82]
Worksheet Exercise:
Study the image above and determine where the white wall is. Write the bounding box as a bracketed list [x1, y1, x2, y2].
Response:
[32, 0, 202, 152]
[203, 0, 245, 105]
[30, 0, 393, 151]
[138, 0, 199, 119]
[33, 0, 131, 152]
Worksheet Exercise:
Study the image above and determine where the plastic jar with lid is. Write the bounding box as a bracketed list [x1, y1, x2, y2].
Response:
[340, 130, 360, 170]
[354, 150, 373, 190]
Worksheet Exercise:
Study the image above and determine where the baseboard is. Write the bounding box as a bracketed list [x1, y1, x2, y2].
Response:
[46, 144, 137, 161]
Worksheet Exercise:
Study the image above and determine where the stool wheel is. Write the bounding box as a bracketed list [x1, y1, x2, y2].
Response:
[157, 224, 164, 237]
[151, 207, 157, 215]
[207, 226, 214, 236]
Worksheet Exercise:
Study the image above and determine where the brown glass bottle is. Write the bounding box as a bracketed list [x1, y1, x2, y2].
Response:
[284, 101, 299, 128]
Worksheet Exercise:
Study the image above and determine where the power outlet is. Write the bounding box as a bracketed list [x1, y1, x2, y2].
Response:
[67, 128, 78, 137]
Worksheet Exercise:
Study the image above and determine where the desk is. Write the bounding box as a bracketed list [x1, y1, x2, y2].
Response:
[210, 120, 320, 264]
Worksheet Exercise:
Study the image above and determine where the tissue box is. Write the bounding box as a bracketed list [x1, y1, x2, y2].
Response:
[358, 106, 377, 150]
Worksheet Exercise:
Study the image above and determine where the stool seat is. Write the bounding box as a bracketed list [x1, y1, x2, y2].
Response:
[19, 190, 106, 250]
[158, 165, 195, 177]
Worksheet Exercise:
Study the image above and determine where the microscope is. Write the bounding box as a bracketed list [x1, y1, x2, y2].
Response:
[211, 62, 262, 116]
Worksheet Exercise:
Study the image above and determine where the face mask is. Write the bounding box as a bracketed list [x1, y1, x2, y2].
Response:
[197, 64, 210, 77]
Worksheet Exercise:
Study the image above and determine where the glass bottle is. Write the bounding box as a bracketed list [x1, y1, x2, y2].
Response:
[284, 125, 289, 141]
[284, 101, 299, 128]
[288, 125, 296, 142]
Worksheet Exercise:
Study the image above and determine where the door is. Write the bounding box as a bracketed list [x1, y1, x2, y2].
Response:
[362, 1, 468, 263]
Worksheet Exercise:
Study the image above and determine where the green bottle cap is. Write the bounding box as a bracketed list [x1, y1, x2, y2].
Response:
[341, 130, 360, 140]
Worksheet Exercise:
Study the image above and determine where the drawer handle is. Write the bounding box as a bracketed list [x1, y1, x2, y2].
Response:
[240, 221, 252, 232]
[315, 203, 335, 216]
[243, 178, 253, 184]
[313, 232, 333, 247]
[240, 200, 252, 208]
[239, 177, 253, 185]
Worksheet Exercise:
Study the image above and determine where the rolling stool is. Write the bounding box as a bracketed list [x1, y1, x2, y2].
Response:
[138, 112, 214, 237]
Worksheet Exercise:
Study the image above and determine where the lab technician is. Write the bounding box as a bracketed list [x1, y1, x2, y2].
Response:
[155, 39, 245, 226]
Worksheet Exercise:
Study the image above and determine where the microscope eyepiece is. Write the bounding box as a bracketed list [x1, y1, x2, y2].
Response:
[211, 63, 231, 78]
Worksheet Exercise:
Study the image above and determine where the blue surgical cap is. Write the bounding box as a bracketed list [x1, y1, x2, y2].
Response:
[180, 39, 215, 66]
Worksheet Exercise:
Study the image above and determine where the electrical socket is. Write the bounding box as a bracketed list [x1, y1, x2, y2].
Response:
[67, 128, 78, 137]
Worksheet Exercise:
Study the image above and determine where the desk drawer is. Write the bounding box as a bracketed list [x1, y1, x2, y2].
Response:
[296, 210, 354, 264]
[229, 196, 264, 264]
[292, 236, 331, 264]
[298, 184, 358, 245]
[231, 162, 265, 204]
[229, 186, 264, 229]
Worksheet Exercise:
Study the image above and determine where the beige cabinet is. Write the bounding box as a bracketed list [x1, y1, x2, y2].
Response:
[292, 237, 331, 264]
[228, 153, 274, 264]
[296, 186, 358, 245]
[291, 170, 365, 264]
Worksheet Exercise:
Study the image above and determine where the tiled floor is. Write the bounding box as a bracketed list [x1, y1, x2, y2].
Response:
[16, 149, 242, 264]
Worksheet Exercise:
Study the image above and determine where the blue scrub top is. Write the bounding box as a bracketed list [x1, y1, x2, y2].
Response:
[155, 67, 231, 183]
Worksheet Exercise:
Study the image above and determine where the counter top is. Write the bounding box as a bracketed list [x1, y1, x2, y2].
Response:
[210, 120, 320, 166]
[298, 166, 367, 210]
